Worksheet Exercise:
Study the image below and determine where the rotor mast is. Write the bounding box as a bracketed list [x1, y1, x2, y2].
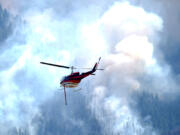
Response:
[71, 66, 74, 74]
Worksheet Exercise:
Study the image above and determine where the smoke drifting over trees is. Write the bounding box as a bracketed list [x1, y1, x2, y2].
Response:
[0, 0, 180, 135]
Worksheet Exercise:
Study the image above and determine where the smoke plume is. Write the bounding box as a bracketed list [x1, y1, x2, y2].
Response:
[0, 0, 179, 135]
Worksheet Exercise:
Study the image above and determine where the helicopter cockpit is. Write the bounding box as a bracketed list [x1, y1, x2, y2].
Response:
[61, 76, 66, 82]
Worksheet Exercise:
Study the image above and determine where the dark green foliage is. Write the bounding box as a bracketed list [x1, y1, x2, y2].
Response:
[133, 92, 180, 135]
[0, 5, 12, 43]
[1, 93, 102, 135]
[33, 93, 102, 135]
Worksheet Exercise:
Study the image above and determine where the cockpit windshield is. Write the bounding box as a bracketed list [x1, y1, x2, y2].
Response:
[61, 76, 66, 81]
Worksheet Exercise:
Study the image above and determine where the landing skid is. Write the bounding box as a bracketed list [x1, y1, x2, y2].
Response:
[57, 86, 81, 105]
[58, 87, 81, 92]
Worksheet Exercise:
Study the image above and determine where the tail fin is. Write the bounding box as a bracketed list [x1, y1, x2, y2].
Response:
[92, 63, 98, 72]
[92, 57, 101, 72]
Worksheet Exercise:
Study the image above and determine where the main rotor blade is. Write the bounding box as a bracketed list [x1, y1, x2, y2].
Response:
[40, 62, 70, 69]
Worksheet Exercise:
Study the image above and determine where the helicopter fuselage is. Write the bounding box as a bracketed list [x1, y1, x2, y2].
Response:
[40, 57, 103, 105]
[60, 69, 95, 88]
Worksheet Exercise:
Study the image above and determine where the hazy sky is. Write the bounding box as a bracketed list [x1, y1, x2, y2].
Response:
[0, 0, 180, 135]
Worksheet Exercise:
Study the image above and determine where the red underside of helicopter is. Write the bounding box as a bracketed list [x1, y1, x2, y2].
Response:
[60, 72, 90, 88]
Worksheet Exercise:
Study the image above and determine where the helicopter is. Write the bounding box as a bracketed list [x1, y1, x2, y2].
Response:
[40, 57, 104, 105]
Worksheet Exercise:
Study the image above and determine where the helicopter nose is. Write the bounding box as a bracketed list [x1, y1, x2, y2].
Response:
[60, 81, 62, 85]
[60, 81, 64, 86]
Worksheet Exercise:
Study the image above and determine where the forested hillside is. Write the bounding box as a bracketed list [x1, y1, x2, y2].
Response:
[0, 6, 12, 43]
[134, 92, 180, 135]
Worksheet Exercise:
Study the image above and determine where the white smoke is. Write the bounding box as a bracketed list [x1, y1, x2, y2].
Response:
[0, 8, 73, 134]
[81, 2, 176, 135]
[0, 0, 179, 135]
